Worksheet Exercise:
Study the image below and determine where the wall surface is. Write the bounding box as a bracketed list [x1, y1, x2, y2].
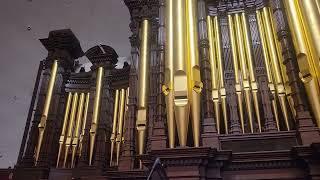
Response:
[0, 0, 131, 168]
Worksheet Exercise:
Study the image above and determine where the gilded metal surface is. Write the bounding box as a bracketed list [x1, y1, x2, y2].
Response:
[110, 90, 119, 166]
[89, 67, 104, 166]
[208, 15, 220, 133]
[187, 0, 202, 147]
[235, 13, 254, 133]
[214, 16, 228, 134]
[79, 93, 90, 157]
[116, 89, 126, 165]
[241, 13, 262, 132]
[284, 0, 320, 127]
[71, 93, 85, 168]
[164, 0, 175, 148]
[56, 92, 72, 167]
[300, 0, 320, 64]
[262, 8, 291, 131]
[63, 92, 78, 168]
[256, 11, 280, 131]
[136, 19, 150, 155]
[35, 60, 58, 164]
[228, 15, 245, 133]
[173, 0, 189, 147]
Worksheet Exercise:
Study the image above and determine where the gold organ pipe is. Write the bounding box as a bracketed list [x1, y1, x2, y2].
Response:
[235, 13, 254, 133]
[269, 8, 292, 131]
[63, 92, 78, 168]
[89, 67, 104, 166]
[208, 15, 220, 134]
[241, 13, 262, 132]
[173, 0, 189, 147]
[79, 93, 90, 157]
[284, 0, 320, 127]
[136, 19, 150, 156]
[164, 0, 175, 148]
[71, 93, 85, 168]
[256, 11, 280, 131]
[35, 60, 58, 164]
[300, 0, 320, 65]
[116, 89, 126, 165]
[262, 7, 290, 131]
[56, 92, 72, 168]
[110, 90, 119, 166]
[228, 14, 245, 133]
[214, 16, 228, 134]
[186, 0, 202, 147]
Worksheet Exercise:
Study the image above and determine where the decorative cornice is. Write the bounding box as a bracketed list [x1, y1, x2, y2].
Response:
[85, 45, 118, 69]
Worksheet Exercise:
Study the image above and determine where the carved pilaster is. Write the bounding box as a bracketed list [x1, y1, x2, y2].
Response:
[269, 0, 320, 145]
[198, 0, 218, 148]
[118, 18, 139, 170]
[149, 0, 167, 151]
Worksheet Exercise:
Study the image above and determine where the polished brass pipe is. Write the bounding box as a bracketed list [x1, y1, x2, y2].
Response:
[262, 7, 290, 131]
[256, 10, 280, 131]
[116, 89, 126, 165]
[208, 15, 220, 134]
[79, 93, 90, 157]
[136, 19, 150, 156]
[89, 67, 104, 166]
[229, 14, 245, 133]
[110, 90, 119, 166]
[63, 92, 78, 168]
[56, 92, 72, 168]
[214, 16, 228, 134]
[269, 9, 292, 131]
[164, 0, 175, 148]
[241, 13, 262, 132]
[71, 93, 85, 168]
[235, 13, 254, 133]
[300, 0, 320, 64]
[284, 0, 320, 127]
[173, 0, 189, 147]
[35, 60, 58, 164]
[186, 0, 202, 147]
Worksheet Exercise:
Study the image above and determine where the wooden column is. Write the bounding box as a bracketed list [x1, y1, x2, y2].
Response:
[269, 0, 320, 145]
[149, 0, 167, 151]
[118, 11, 140, 170]
[198, 0, 218, 147]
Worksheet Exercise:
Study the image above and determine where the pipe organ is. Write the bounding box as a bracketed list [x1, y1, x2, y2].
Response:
[56, 92, 90, 168]
[15, 1, 320, 179]
[110, 88, 129, 166]
[164, 0, 203, 148]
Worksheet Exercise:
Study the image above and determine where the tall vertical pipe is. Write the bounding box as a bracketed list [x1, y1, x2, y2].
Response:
[235, 14, 254, 133]
[300, 0, 320, 63]
[214, 16, 228, 134]
[56, 92, 72, 167]
[208, 15, 220, 134]
[186, 0, 202, 147]
[71, 93, 85, 168]
[228, 15, 245, 133]
[63, 92, 78, 168]
[173, 0, 189, 147]
[241, 13, 262, 132]
[256, 10, 280, 131]
[136, 19, 150, 156]
[89, 67, 104, 165]
[116, 89, 126, 165]
[35, 60, 58, 164]
[79, 93, 90, 157]
[262, 8, 290, 131]
[164, 0, 175, 148]
[284, 0, 320, 127]
[110, 90, 119, 166]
